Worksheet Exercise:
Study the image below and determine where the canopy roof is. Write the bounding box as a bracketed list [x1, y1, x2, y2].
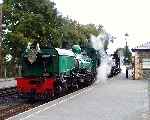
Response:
[132, 41, 150, 52]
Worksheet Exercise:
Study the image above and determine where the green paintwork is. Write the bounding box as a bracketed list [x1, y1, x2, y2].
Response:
[85, 47, 100, 72]
[22, 48, 75, 77]
[55, 48, 75, 75]
[22, 48, 59, 77]
[76, 54, 92, 71]
[58, 55, 75, 75]
[72, 45, 81, 54]
[21, 46, 98, 77]
[22, 60, 43, 77]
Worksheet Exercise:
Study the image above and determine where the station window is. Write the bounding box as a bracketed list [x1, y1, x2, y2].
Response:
[143, 58, 150, 69]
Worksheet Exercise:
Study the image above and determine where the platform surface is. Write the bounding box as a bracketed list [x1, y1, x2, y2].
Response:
[0, 78, 16, 89]
[8, 73, 148, 120]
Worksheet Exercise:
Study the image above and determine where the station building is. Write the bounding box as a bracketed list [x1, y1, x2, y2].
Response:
[132, 42, 150, 80]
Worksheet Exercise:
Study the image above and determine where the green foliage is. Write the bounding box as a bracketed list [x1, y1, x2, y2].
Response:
[2, 0, 63, 76]
[3, 0, 63, 48]
[3, 0, 103, 50]
[123, 45, 132, 64]
[61, 19, 103, 48]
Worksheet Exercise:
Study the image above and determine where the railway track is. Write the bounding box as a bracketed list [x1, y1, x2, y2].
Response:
[0, 87, 17, 98]
[3, 82, 101, 120]
[0, 80, 100, 120]
[0, 103, 34, 120]
[0, 86, 45, 119]
[0, 89, 87, 119]
[0, 85, 89, 119]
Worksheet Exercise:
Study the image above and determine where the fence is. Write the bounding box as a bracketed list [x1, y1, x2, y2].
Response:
[0, 63, 21, 78]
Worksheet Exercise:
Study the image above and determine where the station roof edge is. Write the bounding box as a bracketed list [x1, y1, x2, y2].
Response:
[132, 41, 150, 52]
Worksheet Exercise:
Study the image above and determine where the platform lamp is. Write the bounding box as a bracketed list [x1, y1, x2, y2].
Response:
[124, 33, 129, 78]
[124, 33, 129, 65]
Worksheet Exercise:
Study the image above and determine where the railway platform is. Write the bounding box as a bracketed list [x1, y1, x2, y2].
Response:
[8, 72, 149, 120]
[0, 78, 16, 89]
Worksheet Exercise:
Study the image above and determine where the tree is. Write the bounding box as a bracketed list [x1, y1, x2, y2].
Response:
[3, 0, 64, 47]
[123, 45, 132, 64]
[2, 0, 105, 77]
[61, 19, 103, 48]
[3, 0, 63, 76]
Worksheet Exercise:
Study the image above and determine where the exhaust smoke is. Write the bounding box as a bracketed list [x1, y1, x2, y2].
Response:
[90, 35, 112, 84]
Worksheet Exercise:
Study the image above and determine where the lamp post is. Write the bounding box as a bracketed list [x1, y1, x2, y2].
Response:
[125, 33, 129, 65]
[124, 33, 129, 78]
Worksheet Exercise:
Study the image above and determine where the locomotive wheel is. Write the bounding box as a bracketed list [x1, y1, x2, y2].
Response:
[59, 75, 68, 95]
[84, 74, 95, 86]
[91, 76, 96, 84]
[55, 85, 63, 96]
[44, 90, 54, 101]
[72, 82, 79, 90]
[55, 85, 68, 97]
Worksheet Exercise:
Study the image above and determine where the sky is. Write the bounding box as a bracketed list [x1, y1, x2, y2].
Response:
[1, 0, 150, 51]
[53, 0, 150, 50]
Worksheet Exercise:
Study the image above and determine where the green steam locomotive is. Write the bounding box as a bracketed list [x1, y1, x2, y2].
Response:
[16, 44, 100, 99]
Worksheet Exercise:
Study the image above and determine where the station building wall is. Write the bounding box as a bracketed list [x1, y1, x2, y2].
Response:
[133, 51, 150, 80]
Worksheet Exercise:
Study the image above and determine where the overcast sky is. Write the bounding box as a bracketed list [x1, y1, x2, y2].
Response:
[1, 0, 150, 50]
[53, 0, 150, 50]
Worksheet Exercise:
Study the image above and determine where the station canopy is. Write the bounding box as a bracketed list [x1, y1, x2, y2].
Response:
[132, 41, 150, 52]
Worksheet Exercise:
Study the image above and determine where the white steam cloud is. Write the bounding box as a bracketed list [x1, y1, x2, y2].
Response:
[90, 34, 112, 84]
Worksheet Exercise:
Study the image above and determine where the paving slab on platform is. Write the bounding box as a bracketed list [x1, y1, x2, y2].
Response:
[0, 78, 16, 89]
[8, 73, 148, 120]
